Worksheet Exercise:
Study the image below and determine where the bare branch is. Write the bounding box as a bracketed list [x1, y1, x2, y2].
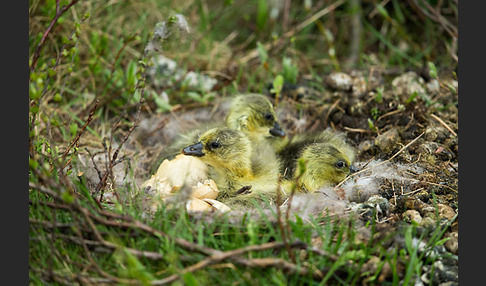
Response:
[30, 0, 80, 73]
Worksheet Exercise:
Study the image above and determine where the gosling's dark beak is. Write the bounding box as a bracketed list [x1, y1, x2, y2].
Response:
[269, 122, 286, 137]
[181, 142, 205, 157]
[349, 165, 359, 173]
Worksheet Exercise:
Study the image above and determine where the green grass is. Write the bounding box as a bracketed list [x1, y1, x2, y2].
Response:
[30, 182, 454, 285]
[29, 0, 457, 284]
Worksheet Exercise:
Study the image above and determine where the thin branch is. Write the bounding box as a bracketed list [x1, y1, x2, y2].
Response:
[151, 241, 308, 285]
[275, 174, 296, 263]
[94, 90, 146, 196]
[30, 0, 80, 73]
[61, 99, 99, 162]
[430, 114, 457, 137]
[345, 0, 363, 68]
[232, 257, 324, 279]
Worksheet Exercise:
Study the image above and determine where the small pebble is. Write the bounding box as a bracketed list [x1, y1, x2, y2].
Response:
[391, 71, 426, 102]
[444, 231, 458, 254]
[375, 129, 401, 154]
[437, 203, 456, 220]
[402, 209, 422, 224]
[325, 72, 353, 91]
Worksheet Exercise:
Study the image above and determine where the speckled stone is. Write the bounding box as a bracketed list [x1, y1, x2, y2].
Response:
[325, 72, 353, 91]
[374, 129, 401, 154]
[402, 209, 423, 224]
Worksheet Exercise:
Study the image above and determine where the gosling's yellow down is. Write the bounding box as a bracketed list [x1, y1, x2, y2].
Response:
[161, 93, 286, 161]
[278, 130, 357, 192]
[181, 127, 282, 206]
[226, 93, 286, 145]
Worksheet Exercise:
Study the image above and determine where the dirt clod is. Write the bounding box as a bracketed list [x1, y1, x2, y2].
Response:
[374, 128, 401, 154]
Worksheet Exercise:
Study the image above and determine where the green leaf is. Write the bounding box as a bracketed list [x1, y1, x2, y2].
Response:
[31, 106, 39, 115]
[186, 92, 203, 103]
[61, 191, 74, 204]
[47, 68, 56, 77]
[29, 159, 38, 170]
[154, 96, 172, 112]
[428, 61, 438, 79]
[70, 123, 78, 136]
[406, 91, 418, 104]
[183, 272, 198, 286]
[53, 93, 62, 102]
[29, 83, 40, 100]
[375, 87, 384, 103]
[376, 4, 390, 19]
[256, 0, 268, 31]
[271, 74, 284, 95]
[256, 41, 268, 65]
[82, 12, 90, 21]
[282, 57, 298, 84]
[367, 118, 376, 131]
[126, 60, 137, 88]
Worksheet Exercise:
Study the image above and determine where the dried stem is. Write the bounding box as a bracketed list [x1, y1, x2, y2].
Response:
[430, 113, 457, 137]
[30, 0, 80, 73]
[151, 241, 309, 285]
[275, 174, 296, 263]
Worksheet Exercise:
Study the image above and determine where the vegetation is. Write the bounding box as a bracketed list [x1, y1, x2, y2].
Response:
[29, 0, 458, 285]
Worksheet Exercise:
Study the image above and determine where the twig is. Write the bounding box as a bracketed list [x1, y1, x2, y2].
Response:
[35, 232, 164, 260]
[282, 0, 291, 33]
[324, 99, 341, 128]
[30, 0, 80, 73]
[417, 0, 458, 38]
[30, 266, 139, 286]
[343, 126, 372, 134]
[85, 148, 104, 181]
[94, 91, 145, 196]
[422, 181, 458, 193]
[59, 99, 100, 174]
[368, 0, 391, 19]
[30, 185, 214, 257]
[345, 0, 363, 68]
[376, 109, 403, 123]
[152, 241, 308, 285]
[430, 114, 457, 137]
[275, 174, 296, 263]
[238, 257, 324, 279]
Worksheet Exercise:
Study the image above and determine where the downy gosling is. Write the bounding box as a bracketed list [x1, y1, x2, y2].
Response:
[162, 93, 286, 160]
[181, 127, 282, 207]
[279, 130, 358, 192]
[225, 93, 286, 147]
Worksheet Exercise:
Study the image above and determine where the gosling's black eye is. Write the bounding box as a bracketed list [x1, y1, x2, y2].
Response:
[335, 161, 346, 168]
[210, 142, 221, 149]
[264, 113, 274, 121]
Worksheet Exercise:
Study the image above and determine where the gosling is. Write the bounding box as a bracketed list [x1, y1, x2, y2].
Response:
[181, 127, 282, 207]
[162, 93, 286, 160]
[279, 130, 358, 192]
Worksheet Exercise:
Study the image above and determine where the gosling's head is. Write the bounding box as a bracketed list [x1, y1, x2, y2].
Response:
[226, 93, 285, 140]
[181, 128, 253, 171]
[298, 143, 357, 190]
